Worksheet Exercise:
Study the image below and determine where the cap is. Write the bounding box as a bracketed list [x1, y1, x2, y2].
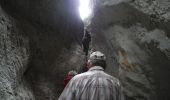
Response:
[89, 51, 106, 61]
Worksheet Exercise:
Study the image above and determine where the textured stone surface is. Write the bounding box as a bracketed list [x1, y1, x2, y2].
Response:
[0, 0, 84, 99]
[0, 6, 34, 100]
[89, 0, 170, 100]
[1, 0, 170, 100]
[131, 0, 170, 22]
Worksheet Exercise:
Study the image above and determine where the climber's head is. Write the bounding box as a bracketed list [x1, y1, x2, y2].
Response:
[84, 28, 90, 35]
[87, 51, 106, 69]
[68, 70, 77, 76]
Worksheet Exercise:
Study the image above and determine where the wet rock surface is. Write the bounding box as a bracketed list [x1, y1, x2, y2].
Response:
[89, 0, 170, 100]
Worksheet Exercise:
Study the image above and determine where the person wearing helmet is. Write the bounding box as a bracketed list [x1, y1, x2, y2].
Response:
[59, 51, 124, 100]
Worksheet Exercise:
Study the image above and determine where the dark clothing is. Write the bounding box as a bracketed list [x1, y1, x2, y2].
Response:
[78, 63, 88, 74]
[82, 31, 91, 56]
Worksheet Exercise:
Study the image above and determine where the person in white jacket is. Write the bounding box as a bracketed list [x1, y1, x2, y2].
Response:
[59, 51, 124, 100]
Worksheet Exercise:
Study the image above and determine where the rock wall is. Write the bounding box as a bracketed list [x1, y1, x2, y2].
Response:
[89, 0, 170, 100]
[0, 6, 34, 100]
[1, 0, 170, 100]
[0, 0, 84, 99]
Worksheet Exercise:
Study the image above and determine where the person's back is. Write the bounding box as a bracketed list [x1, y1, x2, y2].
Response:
[59, 51, 123, 100]
[70, 66, 121, 100]
[63, 70, 77, 87]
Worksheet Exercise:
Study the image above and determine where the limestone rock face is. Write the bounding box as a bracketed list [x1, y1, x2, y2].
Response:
[1, 0, 170, 100]
[89, 0, 170, 100]
[0, 6, 34, 100]
[0, 0, 84, 99]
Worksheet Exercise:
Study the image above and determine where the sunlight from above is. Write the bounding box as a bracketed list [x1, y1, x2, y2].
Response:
[79, 0, 92, 20]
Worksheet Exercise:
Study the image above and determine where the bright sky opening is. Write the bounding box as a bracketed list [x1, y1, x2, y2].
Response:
[79, 0, 91, 20]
